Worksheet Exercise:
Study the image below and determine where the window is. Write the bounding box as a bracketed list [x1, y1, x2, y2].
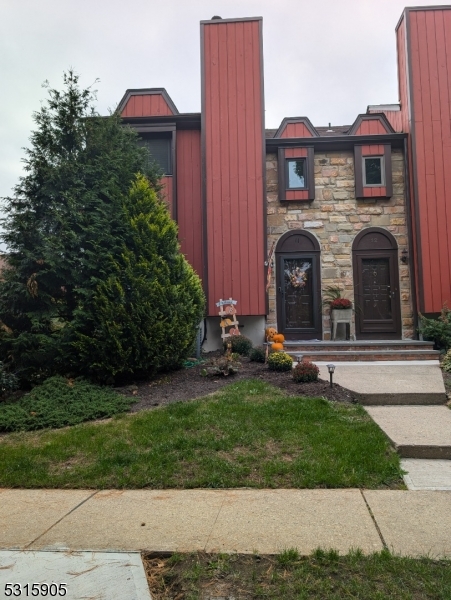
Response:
[137, 135, 172, 175]
[363, 156, 384, 186]
[278, 147, 315, 201]
[286, 159, 306, 189]
[354, 144, 392, 199]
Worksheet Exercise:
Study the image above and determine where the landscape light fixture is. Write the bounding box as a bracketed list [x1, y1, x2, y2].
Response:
[327, 363, 335, 388]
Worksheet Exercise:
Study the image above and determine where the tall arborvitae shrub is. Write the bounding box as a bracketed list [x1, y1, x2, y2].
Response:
[71, 174, 205, 381]
[0, 71, 204, 384]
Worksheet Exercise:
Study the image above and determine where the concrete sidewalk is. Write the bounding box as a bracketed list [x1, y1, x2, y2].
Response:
[0, 488, 450, 558]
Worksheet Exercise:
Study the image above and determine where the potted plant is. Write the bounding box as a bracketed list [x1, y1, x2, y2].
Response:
[322, 286, 353, 340]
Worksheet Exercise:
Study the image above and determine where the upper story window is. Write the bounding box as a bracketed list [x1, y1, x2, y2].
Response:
[287, 159, 306, 189]
[278, 147, 314, 201]
[137, 134, 172, 175]
[354, 144, 392, 199]
[363, 156, 385, 186]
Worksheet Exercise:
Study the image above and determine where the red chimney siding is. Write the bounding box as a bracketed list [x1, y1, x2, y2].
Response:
[176, 129, 204, 281]
[398, 8, 451, 312]
[201, 18, 266, 317]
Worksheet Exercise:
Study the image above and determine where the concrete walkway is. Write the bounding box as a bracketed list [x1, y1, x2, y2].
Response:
[317, 361, 451, 490]
[316, 362, 446, 404]
[0, 488, 450, 558]
[366, 405, 451, 459]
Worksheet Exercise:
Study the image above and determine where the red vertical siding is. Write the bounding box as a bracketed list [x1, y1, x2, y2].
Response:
[361, 144, 385, 156]
[400, 8, 451, 312]
[280, 123, 314, 138]
[160, 176, 173, 216]
[285, 148, 308, 158]
[354, 119, 388, 135]
[368, 108, 403, 132]
[176, 130, 204, 281]
[202, 18, 265, 317]
[121, 93, 174, 117]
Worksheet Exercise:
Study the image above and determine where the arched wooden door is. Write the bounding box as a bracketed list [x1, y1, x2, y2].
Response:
[352, 228, 402, 339]
[275, 230, 322, 340]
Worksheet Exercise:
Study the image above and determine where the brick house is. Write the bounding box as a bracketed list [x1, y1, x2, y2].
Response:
[117, 7, 451, 355]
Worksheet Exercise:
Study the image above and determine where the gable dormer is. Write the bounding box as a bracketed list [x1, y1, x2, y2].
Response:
[275, 117, 319, 138]
[117, 88, 179, 117]
[348, 113, 395, 136]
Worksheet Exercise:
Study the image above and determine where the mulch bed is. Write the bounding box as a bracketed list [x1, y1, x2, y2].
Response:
[126, 354, 359, 413]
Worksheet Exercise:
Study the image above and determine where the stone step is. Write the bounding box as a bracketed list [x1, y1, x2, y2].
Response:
[286, 350, 440, 362]
[283, 340, 435, 352]
[365, 406, 451, 459]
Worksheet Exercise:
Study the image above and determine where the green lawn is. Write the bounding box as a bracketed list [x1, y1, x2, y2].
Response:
[0, 380, 403, 489]
[144, 549, 451, 600]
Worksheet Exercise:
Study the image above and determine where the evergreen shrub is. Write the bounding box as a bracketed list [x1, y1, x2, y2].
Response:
[419, 305, 451, 351]
[71, 175, 205, 382]
[267, 352, 293, 372]
[249, 346, 266, 363]
[224, 335, 253, 356]
[0, 362, 19, 398]
[292, 361, 320, 383]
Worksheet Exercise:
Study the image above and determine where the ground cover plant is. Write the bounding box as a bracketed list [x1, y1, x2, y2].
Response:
[143, 549, 451, 600]
[0, 376, 134, 432]
[0, 380, 403, 489]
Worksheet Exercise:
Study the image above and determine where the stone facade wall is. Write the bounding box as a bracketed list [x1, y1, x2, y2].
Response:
[266, 149, 414, 339]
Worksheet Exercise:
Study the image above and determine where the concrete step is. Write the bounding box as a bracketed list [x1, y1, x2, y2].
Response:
[365, 406, 451, 459]
[316, 363, 447, 405]
[287, 350, 440, 362]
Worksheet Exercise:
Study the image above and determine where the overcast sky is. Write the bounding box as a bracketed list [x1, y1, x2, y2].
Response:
[0, 0, 447, 207]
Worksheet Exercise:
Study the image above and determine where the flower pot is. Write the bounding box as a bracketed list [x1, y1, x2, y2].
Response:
[331, 308, 352, 322]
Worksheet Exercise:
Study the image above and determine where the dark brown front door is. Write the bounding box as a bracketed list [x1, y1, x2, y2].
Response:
[277, 254, 321, 340]
[353, 229, 402, 339]
[275, 230, 322, 340]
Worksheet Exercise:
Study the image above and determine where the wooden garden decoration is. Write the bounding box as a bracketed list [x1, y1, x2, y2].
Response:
[216, 298, 240, 340]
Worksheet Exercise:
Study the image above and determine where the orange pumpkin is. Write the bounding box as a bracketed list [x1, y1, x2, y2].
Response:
[271, 342, 284, 352]
[273, 333, 285, 344]
[265, 327, 277, 342]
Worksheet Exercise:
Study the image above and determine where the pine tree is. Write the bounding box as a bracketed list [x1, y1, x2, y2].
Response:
[0, 71, 204, 383]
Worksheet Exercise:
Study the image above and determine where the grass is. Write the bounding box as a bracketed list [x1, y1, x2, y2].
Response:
[0, 380, 403, 489]
[143, 549, 451, 599]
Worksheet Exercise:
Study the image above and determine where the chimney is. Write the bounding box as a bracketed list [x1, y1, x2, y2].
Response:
[200, 17, 266, 317]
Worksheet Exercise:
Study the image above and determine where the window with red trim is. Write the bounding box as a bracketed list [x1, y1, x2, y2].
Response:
[278, 147, 314, 201]
[354, 144, 392, 199]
